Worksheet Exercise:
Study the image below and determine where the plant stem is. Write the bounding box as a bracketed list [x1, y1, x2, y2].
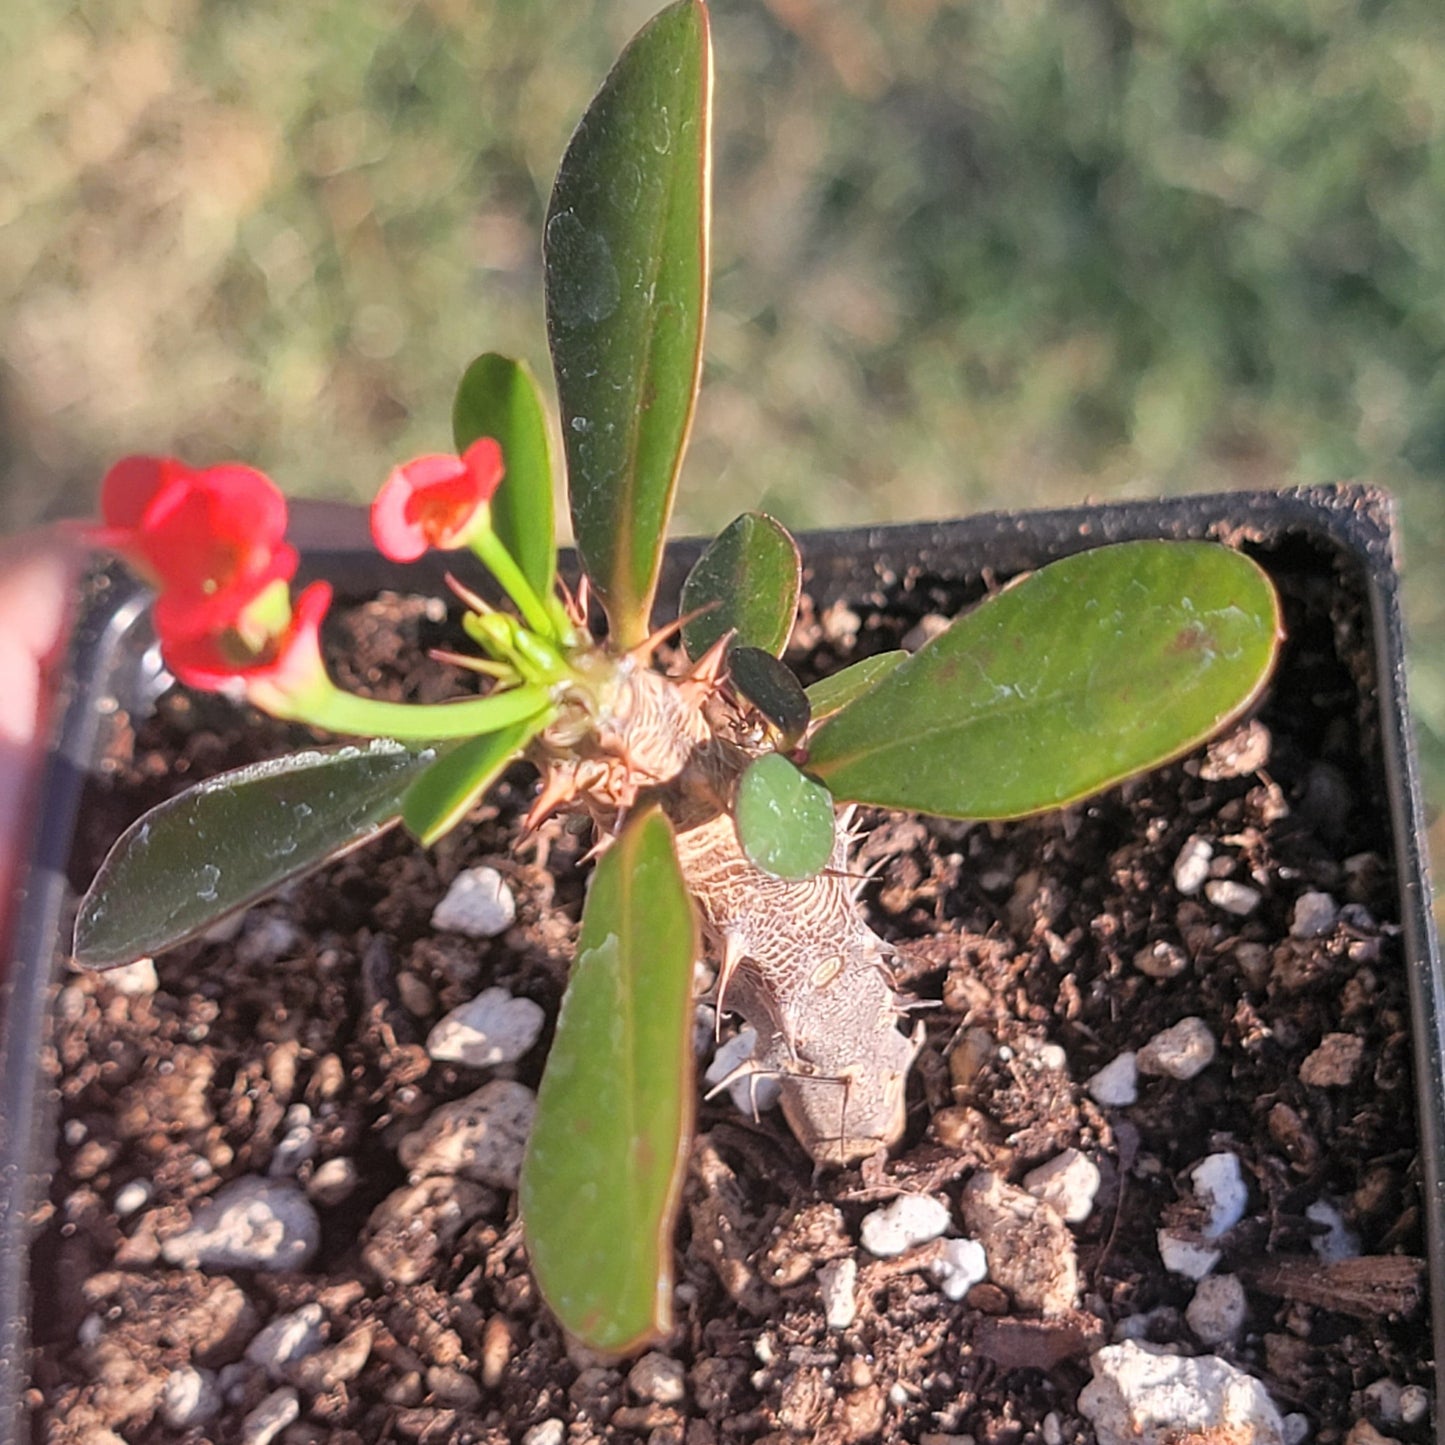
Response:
[471, 528, 559, 640]
[300, 681, 555, 741]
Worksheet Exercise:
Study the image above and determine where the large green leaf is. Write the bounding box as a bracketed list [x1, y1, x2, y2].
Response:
[520, 806, 697, 1354]
[401, 714, 552, 847]
[681, 512, 801, 659]
[808, 541, 1281, 818]
[74, 741, 442, 968]
[544, 0, 711, 648]
[452, 353, 557, 599]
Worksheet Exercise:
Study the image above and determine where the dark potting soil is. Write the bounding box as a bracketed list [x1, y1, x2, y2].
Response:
[27, 536, 1432, 1444]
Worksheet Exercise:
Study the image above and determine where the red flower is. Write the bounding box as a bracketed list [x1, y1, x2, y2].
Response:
[160, 581, 333, 710]
[97, 455, 298, 640]
[370, 438, 504, 563]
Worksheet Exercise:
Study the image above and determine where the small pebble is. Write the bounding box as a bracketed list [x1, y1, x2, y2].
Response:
[703, 1028, 781, 1116]
[236, 914, 303, 967]
[160, 1177, 320, 1272]
[522, 1423, 566, 1445]
[1194, 1152, 1248, 1238]
[859, 1195, 951, 1257]
[307, 1156, 361, 1207]
[1023, 1148, 1102, 1224]
[1198, 719, 1272, 779]
[161, 1365, 223, 1428]
[1399, 1386, 1429, 1425]
[1080, 1341, 1285, 1445]
[818, 1257, 858, 1329]
[427, 987, 546, 1068]
[961, 1170, 1077, 1316]
[481, 1315, 511, 1390]
[245, 1303, 326, 1380]
[431, 866, 516, 938]
[628, 1352, 686, 1405]
[1290, 891, 1338, 939]
[930, 1238, 988, 1301]
[1283, 1415, 1311, 1445]
[1157, 1231, 1221, 1281]
[102, 956, 159, 995]
[427, 1365, 482, 1408]
[113, 1180, 151, 1217]
[1043, 1412, 1064, 1445]
[1299, 1033, 1364, 1088]
[399, 1079, 536, 1189]
[239, 1387, 300, 1445]
[1306, 1199, 1360, 1261]
[1186, 1273, 1248, 1345]
[362, 1176, 494, 1286]
[1363, 1379, 1403, 1423]
[268, 1104, 317, 1178]
[291, 1325, 375, 1392]
[1138, 1017, 1216, 1081]
[397, 972, 435, 1017]
[1135, 940, 1189, 980]
[1205, 879, 1262, 917]
[1172, 837, 1214, 895]
[1086, 1052, 1139, 1107]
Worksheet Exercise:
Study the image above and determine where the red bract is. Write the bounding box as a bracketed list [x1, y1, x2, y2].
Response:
[160, 581, 332, 707]
[371, 438, 504, 563]
[97, 455, 298, 640]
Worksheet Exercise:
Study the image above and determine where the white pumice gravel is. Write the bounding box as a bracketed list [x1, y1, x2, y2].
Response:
[1399, 1385, 1430, 1425]
[703, 1028, 781, 1116]
[1086, 1051, 1139, 1106]
[627, 1352, 686, 1404]
[239, 1387, 300, 1445]
[245, 1303, 327, 1380]
[1172, 836, 1214, 894]
[1186, 1273, 1248, 1345]
[1023, 1148, 1101, 1224]
[1306, 1199, 1360, 1261]
[1290, 890, 1339, 938]
[113, 1179, 151, 1217]
[1157, 1230, 1222, 1281]
[522, 1419, 567, 1445]
[307, 1156, 361, 1207]
[818, 1257, 859, 1329]
[236, 913, 303, 966]
[426, 987, 545, 1067]
[101, 956, 159, 995]
[1205, 879, 1262, 916]
[859, 1195, 951, 1257]
[160, 1177, 320, 1272]
[161, 1366, 222, 1429]
[398, 1079, 536, 1189]
[1193, 1152, 1248, 1238]
[1137, 1017, 1216, 1080]
[1079, 1340, 1286, 1445]
[929, 1238, 988, 1301]
[430, 866, 516, 938]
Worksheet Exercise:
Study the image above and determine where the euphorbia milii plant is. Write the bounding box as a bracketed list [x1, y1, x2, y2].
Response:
[76, 0, 1282, 1356]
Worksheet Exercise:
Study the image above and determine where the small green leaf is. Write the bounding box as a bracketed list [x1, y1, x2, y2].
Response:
[545, 0, 711, 647]
[730, 646, 810, 745]
[521, 806, 698, 1354]
[735, 752, 836, 881]
[681, 512, 801, 659]
[452, 353, 558, 599]
[805, 651, 907, 723]
[74, 741, 442, 968]
[401, 714, 552, 847]
[808, 541, 1282, 818]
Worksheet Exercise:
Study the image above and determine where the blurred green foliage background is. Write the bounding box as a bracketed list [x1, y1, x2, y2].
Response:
[4, 0, 1444, 872]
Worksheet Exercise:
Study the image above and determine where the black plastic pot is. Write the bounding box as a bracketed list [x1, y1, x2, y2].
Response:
[1, 483, 1439, 1440]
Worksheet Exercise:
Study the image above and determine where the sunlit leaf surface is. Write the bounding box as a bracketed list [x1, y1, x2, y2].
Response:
[681, 511, 801, 659]
[735, 751, 835, 881]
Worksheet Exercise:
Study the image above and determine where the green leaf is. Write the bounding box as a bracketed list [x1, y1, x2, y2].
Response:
[734, 752, 836, 881]
[681, 512, 801, 659]
[808, 541, 1281, 818]
[521, 805, 698, 1354]
[74, 741, 441, 968]
[730, 646, 810, 745]
[452, 353, 558, 599]
[805, 651, 907, 723]
[545, 0, 711, 648]
[401, 714, 552, 847]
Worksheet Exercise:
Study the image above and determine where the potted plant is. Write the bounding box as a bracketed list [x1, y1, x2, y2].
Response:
[4, 4, 1441, 1441]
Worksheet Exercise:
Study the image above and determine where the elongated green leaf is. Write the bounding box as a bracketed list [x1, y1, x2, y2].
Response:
[730, 646, 810, 745]
[401, 713, 552, 847]
[452, 353, 558, 598]
[521, 806, 698, 1354]
[805, 651, 907, 723]
[735, 752, 835, 881]
[74, 741, 442, 968]
[681, 512, 801, 659]
[808, 542, 1281, 818]
[545, 0, 711, 647]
